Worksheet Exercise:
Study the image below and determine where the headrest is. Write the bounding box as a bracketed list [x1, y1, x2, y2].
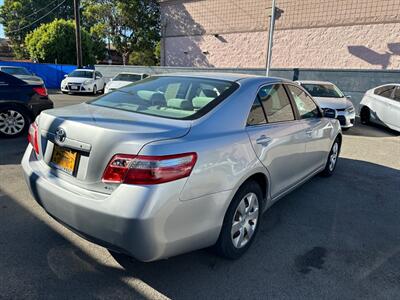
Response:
[192, 97, 214, 109]
[137, 90, 157, 101]
[167, 98, 192, 110]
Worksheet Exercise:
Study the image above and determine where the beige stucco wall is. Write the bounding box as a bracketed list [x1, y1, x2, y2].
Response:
[160, 0, 400, 69]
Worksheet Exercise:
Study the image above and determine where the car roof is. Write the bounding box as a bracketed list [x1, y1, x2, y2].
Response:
[296, 80, 335, 85]
[154, 72, 288, 83]
[73, 69, 95, 72]
[116, 72, 146, 75]
[0, 66, 27, 69]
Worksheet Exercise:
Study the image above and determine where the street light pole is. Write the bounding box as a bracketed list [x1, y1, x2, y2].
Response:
[74, 0, 83, 67]
[266, 0, 276, 77]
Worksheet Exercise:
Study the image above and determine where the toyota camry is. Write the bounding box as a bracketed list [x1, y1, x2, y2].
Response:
[22, 73, 342, 262]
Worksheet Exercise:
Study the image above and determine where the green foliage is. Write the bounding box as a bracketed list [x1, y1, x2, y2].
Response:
[25, 19, 99, 65]
[129, 41, 161, 66]
[82, 0, 160, 64]
[0, 0, 74, 59]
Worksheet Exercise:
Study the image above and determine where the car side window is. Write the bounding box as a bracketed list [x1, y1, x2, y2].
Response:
[247, 97, 267, 126]
[95, 71, 102, 79]
[392, 87, 400, 102]
[258, 84, 295, 123]
[287, 85, 320, 119]
[374, 85, 395, 99]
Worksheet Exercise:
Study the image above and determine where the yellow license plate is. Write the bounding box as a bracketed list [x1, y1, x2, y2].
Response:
[51, 145, 78, 175]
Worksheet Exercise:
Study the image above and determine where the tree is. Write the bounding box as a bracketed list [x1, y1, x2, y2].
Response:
[25, 19, 100, 65]
[82, 0, 160, 65]
[0, 0, 74, 59]
[129, 41, 160, 66]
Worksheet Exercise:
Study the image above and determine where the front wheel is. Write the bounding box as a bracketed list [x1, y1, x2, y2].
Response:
[320, 137, 341, 177]
[214, 180, 262, 259]
[360, 107, 370, 124]
[93, 85, 97, 95]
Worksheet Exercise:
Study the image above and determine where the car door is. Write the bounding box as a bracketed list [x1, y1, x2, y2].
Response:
[95, 71, 104, 88]
[286, 84, 333, 173]
[372, 85, 395, 124]
[246, 83, 311, 199]
[386, 86, 400, 129]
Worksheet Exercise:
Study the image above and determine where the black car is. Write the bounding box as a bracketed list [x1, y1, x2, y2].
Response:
[0, 71, 53, 138]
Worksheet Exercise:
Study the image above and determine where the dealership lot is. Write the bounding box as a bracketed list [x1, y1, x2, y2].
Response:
[0, 92, 399, 299]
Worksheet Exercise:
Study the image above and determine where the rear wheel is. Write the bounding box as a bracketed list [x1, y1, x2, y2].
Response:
[215, 180, 262, 259]
[360, 106, 370, 124]
[320, 137, 341, 177]
[0, 105, 30, 138]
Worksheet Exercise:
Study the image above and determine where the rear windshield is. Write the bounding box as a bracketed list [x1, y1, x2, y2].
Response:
[89, 76, 238, 120]
[1, 67, 31, 76]
[114, 74, 142, 82]
[301, 83, 344, 98]
[69, 70, 93, 78]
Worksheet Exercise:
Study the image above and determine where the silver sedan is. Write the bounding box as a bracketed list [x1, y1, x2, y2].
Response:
[22, 73, 342, 262]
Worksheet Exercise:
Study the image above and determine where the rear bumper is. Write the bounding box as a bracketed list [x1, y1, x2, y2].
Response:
[21, 145, 229, 261]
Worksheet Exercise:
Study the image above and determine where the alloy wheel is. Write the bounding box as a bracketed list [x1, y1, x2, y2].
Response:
[0, 110, 26, 136]
[231, 192, 259, 249]
[329, 142, 339, 171]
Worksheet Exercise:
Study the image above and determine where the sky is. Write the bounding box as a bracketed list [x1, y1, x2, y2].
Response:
[0, 0, 4, 38]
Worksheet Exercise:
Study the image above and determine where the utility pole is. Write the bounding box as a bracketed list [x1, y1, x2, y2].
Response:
[74, 0, 83, 67]
[266, 0, 276, 77]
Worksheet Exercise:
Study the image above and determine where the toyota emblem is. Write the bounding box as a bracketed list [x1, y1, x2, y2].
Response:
[55, 127, 66, 143]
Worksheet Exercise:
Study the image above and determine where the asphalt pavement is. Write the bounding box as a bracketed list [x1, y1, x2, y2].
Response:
[0, 92, 399, 299]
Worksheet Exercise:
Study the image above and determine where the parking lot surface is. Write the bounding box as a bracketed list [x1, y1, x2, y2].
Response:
[0, 92, 399, 299]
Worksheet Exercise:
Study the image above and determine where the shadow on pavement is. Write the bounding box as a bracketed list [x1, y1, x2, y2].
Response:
[0, 137, 27, 165]
[110, 157, 400, 299]
[343, 119, 399, 138]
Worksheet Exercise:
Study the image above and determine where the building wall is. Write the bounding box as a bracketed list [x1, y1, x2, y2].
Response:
[160, 0, 400, 69]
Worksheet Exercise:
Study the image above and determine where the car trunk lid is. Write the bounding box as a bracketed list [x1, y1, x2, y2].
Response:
[36, 103, 191, 194]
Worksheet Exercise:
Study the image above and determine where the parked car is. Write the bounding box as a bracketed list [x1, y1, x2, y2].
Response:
[297, 80, 355, 130]
[105, 72, 149, 93]
[22, 74, 341, 262]
[0, 66, 44, 85]
[61, 69, 105, 95]
[359, 84, 400, 132]
[0, 71, 53, 138]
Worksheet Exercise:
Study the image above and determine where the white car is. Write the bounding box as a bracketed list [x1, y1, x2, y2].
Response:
[360, 84, 400, 132]
[61, 69, 106, 95]
[297, 80, 355, 130]
[104, 72, 149, 93]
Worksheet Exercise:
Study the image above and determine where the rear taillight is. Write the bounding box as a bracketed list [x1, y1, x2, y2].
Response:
[28, 122, 39, 155]
[33, 86, 48, 97]
[102, 153, 197, 185]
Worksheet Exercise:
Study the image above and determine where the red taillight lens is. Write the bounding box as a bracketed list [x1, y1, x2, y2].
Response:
[33, 87, 48, 97]
[28, 122, 39, 155]
[102, 153, 198, 185]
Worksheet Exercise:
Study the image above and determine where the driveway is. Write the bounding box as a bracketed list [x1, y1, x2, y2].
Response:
[0, 93, 399, 299]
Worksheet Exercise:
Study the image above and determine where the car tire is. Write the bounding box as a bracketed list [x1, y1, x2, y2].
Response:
[320, 136, 341, 177]
[342, 127, 350, 131]
[61, 91, 68, 94]
[360, 106, 370, 124]
[0, 105, 30, 138]
[214, 180, 262, 260]
[100, 84, 106, 94]
[93, 85, 97, 95]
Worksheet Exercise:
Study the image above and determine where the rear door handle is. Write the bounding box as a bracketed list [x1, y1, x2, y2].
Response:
[256, 135, 272, 146]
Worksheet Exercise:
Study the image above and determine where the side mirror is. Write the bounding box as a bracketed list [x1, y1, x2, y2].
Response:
[64, 74, 68, 78]
[96, 76, 100, 80]
[345, 95, 352, 99]
[323, 108, 337, 119]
